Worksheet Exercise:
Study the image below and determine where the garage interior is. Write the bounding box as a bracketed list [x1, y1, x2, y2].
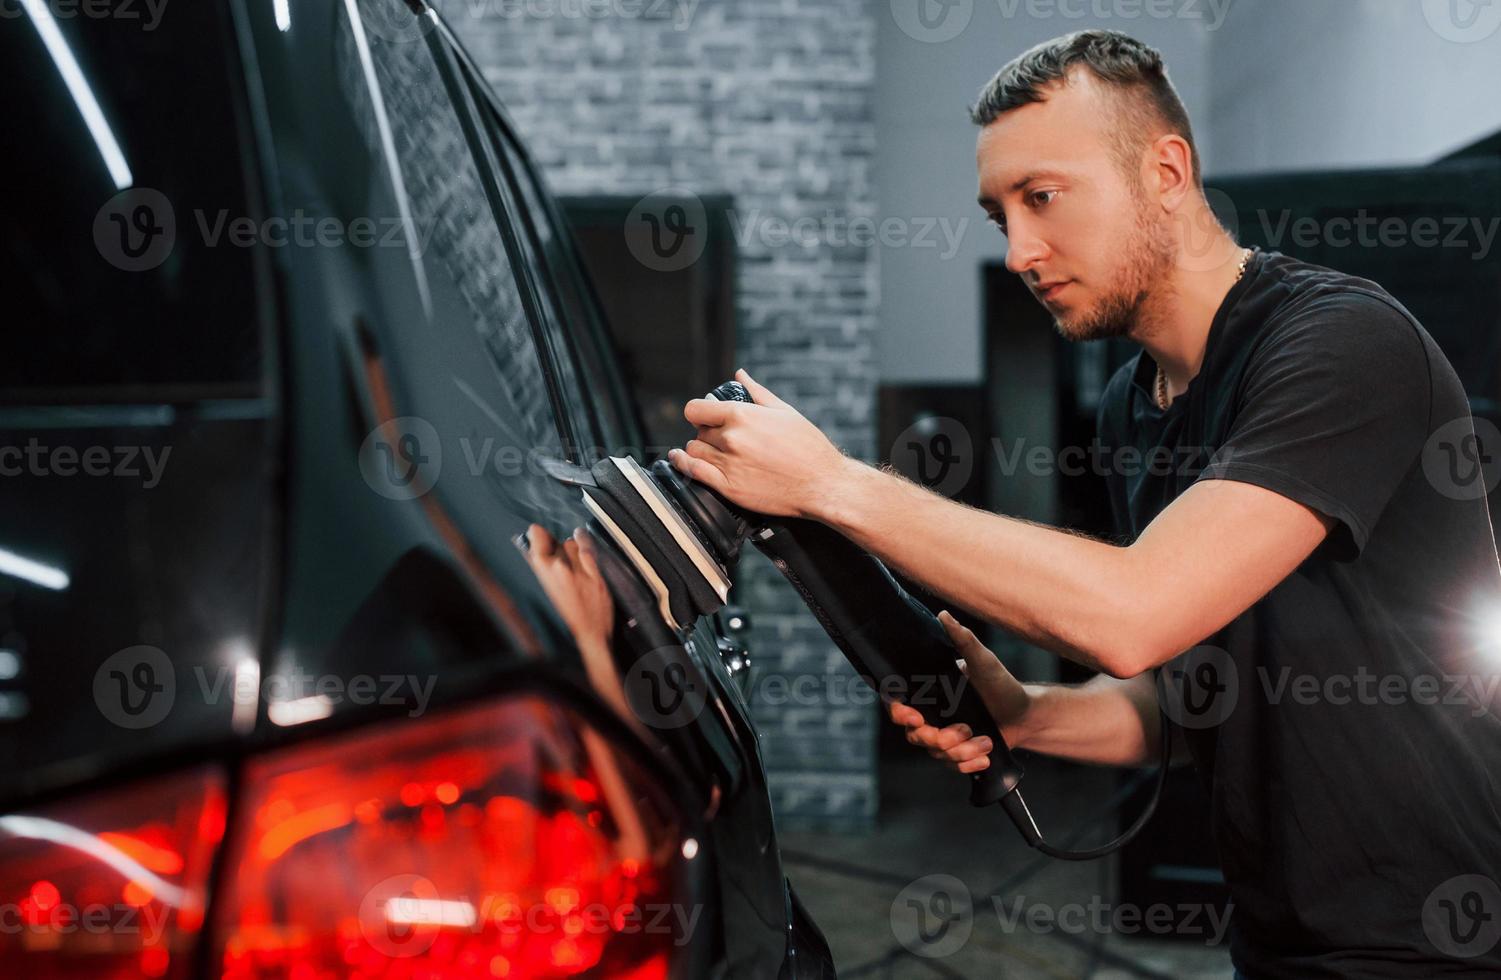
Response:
[433, 2, 1501, 977]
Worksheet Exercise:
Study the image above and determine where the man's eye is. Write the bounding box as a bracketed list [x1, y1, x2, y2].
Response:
[1030, 190, 1057, 208]
[988, 215, 1008, 235]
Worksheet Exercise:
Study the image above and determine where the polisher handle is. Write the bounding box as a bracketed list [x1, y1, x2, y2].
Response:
[752, 517, 1026, 807]
[703, 379, 1025, 806]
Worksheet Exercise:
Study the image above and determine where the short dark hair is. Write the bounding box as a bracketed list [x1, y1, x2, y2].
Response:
[970, 30, 1202, 189]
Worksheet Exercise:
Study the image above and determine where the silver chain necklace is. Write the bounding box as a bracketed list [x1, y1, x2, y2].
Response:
[1155, 247, 1255, 410]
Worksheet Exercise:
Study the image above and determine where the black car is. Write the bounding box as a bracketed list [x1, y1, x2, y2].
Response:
[0, 0, 834, 976]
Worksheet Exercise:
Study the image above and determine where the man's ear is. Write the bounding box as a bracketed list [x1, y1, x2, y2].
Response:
[1150, 132, 1195, 211]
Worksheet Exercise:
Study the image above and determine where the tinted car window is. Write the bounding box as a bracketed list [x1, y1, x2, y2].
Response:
[318, 0, 598, 530]
[1, 1, 262, 401]
[456, 56, 644, 457]
[349, 0, 569, 465]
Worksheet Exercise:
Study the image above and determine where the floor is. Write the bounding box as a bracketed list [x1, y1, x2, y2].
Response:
[779, 756, 1235, 980]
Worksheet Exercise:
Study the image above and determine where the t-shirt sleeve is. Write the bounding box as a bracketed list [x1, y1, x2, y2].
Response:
[1196, 292, 1432, 561]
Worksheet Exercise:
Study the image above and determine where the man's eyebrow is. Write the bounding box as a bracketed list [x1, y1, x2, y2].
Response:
[978, 170, 1069, 207]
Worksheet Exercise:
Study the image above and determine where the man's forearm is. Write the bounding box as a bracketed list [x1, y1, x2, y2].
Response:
[1017, 674, 1172, 767]
[815, 458, 1155, 677]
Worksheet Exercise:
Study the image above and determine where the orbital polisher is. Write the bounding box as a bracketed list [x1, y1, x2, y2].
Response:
[560, 381, 1169, 859]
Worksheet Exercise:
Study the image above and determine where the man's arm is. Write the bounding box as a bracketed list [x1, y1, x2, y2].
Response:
[1017, 674, 1174, 766]
[901, 614, 1178, 771]
[671, 371, 1334, 678]
[821, 459, 1332, 677]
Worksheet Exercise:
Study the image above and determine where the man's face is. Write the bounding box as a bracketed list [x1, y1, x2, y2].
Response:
[976, 70, 1175, 341]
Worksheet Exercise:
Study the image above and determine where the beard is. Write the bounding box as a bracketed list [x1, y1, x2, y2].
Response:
[1052, 197, 1176, 342]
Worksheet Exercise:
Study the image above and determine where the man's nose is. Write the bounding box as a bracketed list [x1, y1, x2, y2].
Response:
[1003, 226, 1048, 276]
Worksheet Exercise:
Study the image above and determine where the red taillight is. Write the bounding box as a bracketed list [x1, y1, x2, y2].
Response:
[213, 696, 689, 979]
[0, 767, 227, 979]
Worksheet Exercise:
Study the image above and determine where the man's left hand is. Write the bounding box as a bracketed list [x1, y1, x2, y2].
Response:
[668, 369, 847, 518]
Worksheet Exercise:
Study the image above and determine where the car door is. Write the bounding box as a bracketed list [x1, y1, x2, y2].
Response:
[430, 20, 820, 976]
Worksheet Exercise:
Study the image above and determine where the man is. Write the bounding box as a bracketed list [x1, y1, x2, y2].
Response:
[668, 30, 1501, 978]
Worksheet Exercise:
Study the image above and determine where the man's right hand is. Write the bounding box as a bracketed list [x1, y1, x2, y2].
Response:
[890, 610, 1033, 774]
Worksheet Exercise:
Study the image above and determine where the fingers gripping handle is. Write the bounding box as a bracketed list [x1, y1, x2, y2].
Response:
[704, 379, 1034, 835]
[749, 517, 1027, 809]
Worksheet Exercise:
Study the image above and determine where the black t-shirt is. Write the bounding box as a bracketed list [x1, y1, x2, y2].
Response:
[1097, 249, 1501, 977]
